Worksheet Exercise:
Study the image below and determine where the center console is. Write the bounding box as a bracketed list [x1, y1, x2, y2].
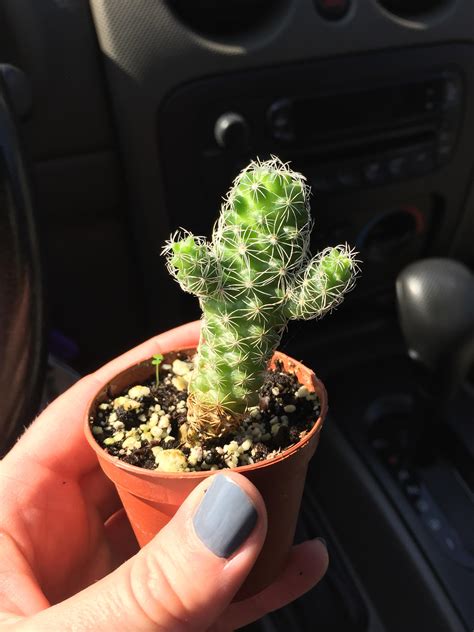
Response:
[159, 45, 473, 320]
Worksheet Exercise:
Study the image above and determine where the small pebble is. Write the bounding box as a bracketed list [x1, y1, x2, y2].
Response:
[241, 439, 252, 452]
[296, 386, 309, 398]
[122, 436, 138, 450]
[113, 396, 141, 411]
[158, 415, 170, 429]
[128, 385, 151, 400]
[172, 376, 187, 391]
[172, 359, 192, 376]
[156, 449, 188, 472]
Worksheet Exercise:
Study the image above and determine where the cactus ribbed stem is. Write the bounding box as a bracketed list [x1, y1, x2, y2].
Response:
[164, 157, 359, 437]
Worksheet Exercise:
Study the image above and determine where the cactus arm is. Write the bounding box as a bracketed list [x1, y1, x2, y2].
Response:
[285, 245, 358, 321]
[164, 231, 220, 298]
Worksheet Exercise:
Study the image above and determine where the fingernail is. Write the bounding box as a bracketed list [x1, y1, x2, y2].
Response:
[316, 537, 327, 549]
[193, 475, 258, 558]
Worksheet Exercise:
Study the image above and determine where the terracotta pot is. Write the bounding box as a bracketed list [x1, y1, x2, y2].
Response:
[84, 348, 328, 600]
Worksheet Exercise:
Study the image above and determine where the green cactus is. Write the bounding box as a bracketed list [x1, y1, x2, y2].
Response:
[164, 157, 359, 437]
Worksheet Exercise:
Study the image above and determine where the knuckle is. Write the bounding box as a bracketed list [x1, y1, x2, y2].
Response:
[129, 547, 196, 631]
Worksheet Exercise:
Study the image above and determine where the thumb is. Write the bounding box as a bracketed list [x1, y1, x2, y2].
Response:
[23, 473, 267, 631]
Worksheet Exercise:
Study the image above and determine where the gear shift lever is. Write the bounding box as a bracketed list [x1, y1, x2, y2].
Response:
[397, 258, 474, 406]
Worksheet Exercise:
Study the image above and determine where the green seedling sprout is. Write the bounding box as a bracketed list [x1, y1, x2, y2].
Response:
[151, 353, 164, 387]
[164, 157, 360, 439]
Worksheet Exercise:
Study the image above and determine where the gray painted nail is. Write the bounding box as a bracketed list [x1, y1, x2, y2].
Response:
[193, 475, 258, 558]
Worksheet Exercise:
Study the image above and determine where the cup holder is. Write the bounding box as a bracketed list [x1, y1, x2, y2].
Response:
[377, 0, 456, 21]
[166, 0, 292, 47]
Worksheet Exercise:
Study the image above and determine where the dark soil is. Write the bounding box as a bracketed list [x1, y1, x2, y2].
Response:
[90, 353, 321, 472]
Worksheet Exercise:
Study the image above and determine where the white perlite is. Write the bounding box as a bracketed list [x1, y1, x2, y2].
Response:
[152, 447, 187, 472]
[113, 396, 141, 411]
[128, 385, 151, 400]
[172, 359, 192, 376]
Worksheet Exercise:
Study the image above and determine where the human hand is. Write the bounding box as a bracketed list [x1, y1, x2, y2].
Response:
[0, 321, 328, 631]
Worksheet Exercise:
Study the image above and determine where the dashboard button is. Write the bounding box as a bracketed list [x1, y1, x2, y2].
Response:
[268, 99, 294, 142]
[426, 517, 442, 532]
[445, 536, 455, 551]
[405, 483, 421, 498]
[410, 148, 435, 175]
[397, 468, 410, 482]
[371, 437, 389, 450]
[437, 132, 455, 163]
[415, 499, 430, 513]
[314, 0, 351, 20]
[388, 155, 409, 179]
[438, 144, 453, 163]
[364, 161, 386, 185]
[337, 166, 361, 188]
[439, 130, 455, 145]
[443, 73, 462, 109]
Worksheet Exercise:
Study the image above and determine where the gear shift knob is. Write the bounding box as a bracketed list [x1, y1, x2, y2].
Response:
[396, 258, 474, 399]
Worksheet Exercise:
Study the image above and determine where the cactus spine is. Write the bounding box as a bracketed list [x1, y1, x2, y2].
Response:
[165, 157, 359, 438]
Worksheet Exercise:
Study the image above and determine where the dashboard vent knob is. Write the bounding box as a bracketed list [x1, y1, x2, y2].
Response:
[214, 112, 249, 151]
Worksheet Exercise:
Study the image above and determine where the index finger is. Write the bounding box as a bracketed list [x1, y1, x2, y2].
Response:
[4, 321, 201, 479]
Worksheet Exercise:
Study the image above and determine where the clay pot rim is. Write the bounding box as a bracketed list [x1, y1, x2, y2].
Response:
[84, 349, 328, 479]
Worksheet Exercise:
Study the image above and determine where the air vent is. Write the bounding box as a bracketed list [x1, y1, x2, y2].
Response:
[377, 0, 453, 19]
[167, 0, 288, 38]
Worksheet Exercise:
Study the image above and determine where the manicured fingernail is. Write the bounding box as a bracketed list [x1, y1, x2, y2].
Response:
[193, 475, 258, 558]
[316, 537, 327, 549]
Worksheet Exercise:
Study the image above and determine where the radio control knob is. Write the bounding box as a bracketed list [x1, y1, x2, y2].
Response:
[214, 112, 249, 150]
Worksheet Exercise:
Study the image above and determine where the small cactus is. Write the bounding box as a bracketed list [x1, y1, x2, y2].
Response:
[164, 157, 359, 437]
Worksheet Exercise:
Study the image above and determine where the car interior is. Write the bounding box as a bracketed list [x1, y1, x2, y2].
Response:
[0, 0, 473, 630]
